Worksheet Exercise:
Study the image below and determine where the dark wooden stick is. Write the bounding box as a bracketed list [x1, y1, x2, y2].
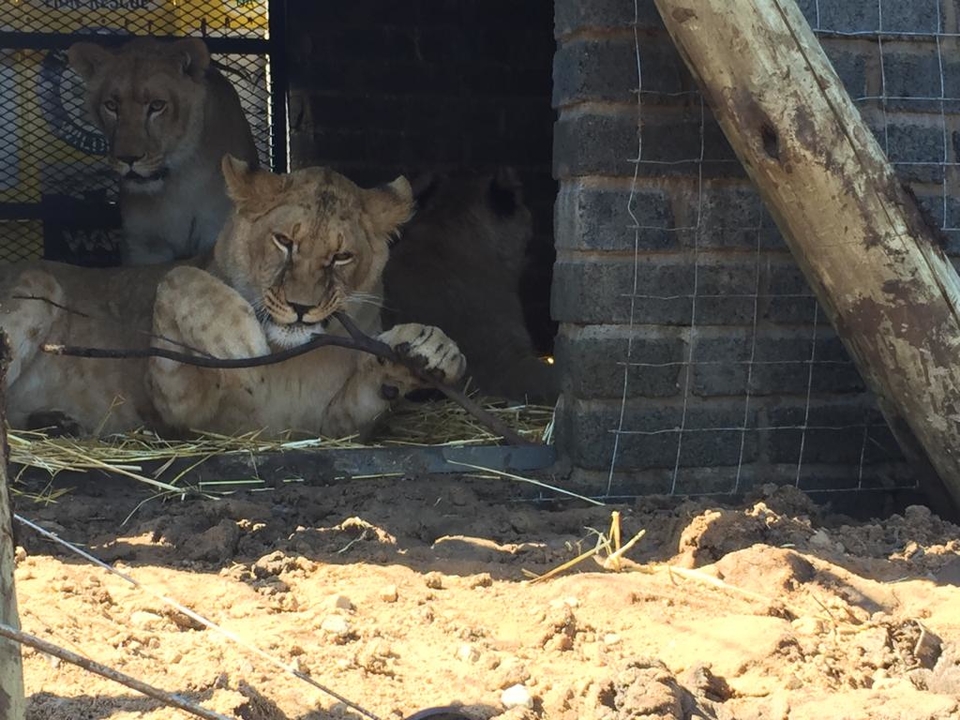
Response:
[0, 622, 235, 720]
[40, 314, 536, 446]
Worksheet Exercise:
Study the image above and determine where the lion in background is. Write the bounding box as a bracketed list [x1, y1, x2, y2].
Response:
[67, 37, 260, 265]
[0, 157, 465, 439]
[383, 168, 557, 402]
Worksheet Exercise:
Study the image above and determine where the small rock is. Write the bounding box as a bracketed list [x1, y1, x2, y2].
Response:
[468, 573, 493, 589]
[501, 683, 534, 710]
[424, 572, 444, 590]
[792, 616, 826, 635]
[320, 615, 352, 637]
[329, 594, 354, 612]
[379, 584, 399, 603]
[14, 547, 26, 564]
[603, 633, 621, 646]
[129, 611, 165, 630]
[809, 529, 834, 550]
[457, 643, 481, 663]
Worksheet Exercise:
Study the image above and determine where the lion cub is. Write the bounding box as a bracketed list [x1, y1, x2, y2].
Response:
[68, 37, 260, 265]
[0, 157, 465, 439]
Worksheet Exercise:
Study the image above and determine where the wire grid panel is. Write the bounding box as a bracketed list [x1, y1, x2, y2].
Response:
[608, 0, 955, 498]
[0, 1, 273, 266]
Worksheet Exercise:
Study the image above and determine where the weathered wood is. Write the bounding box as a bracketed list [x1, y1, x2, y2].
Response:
[0, 333, 26, 720]
[653, 0, 960, 514]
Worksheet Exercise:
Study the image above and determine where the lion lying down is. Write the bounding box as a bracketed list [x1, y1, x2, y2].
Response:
[0, 157, 465, 438]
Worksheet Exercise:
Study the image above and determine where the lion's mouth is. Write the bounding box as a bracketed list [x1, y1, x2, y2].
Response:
[262, 316, 333, 350]
[122, 167, 169, 183]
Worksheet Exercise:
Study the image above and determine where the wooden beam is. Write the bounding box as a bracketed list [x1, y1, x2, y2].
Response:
[0, 334, 25, 720]
[653, 0, 960, 514]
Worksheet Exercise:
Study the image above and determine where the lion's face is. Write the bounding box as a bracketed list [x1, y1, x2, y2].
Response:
[67, 38, 211, 193]
[214, 157, 414, 349]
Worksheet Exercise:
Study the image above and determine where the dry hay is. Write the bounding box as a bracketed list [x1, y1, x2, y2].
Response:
[8, 397, 554, 500]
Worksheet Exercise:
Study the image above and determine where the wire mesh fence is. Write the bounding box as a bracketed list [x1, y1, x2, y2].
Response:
[0, 0, 279, 266]
[605, 0, 957, 499]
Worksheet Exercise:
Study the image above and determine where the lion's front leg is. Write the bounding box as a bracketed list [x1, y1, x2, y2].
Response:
[0, 268, 64, 386]
[323, 323, 467, 437]
[147, 266, 270, 433]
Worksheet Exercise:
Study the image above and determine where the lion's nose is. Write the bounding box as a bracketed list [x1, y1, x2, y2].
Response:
[115, 155, 142, 166]
[289, 302, 313, 323]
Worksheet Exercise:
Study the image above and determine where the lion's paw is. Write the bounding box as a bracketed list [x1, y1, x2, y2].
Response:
[378, 324, 467, 386]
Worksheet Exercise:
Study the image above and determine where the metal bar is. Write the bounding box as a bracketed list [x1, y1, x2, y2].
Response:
[0, 31, 270, 54]
[13, 444, 558, 490]
[267, 0, 289, 172]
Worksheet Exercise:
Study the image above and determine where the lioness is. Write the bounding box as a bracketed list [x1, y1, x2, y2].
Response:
[383, 169, 557, 402]
[0, 157, 466, 439]
[67, 37, 260, 265]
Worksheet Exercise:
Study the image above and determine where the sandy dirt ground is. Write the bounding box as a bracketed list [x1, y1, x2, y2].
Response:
[8, 472, 960, 720]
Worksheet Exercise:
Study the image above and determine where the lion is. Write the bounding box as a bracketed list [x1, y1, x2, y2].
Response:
[383, 168, 557, 402]
[0, 157, 466, 439]
[67, 37, 260, 265]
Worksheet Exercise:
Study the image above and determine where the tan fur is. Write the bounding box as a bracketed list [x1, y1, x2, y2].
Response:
[383, 169, 557, 402]
[0, 158, 466, 439]
[68, 37, 259, 265]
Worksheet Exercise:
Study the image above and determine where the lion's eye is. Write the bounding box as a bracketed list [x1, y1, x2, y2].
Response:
[272, 233, 294, 254]
[332, 251, 354, 266]
[103, 99, 118, 114]
[148, 99, 167, 114]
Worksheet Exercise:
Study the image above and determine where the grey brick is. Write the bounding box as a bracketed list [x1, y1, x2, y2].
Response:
[691, 332, 865, 397]
[554, 326, 684, 399]
[881, 46, 946, 113]
[671, 183, 788, 250]
[554, 0, 663, 37]
[560, 399, 761, 471]
[695, 261, 766, 325]
[820, 40, 871, 99]
[879, 0, 941, 34]
[553, 37, 639, 106]
[762, 262, 820, 324]
[551, 256, 691, 325]
[637, 113, 745, 179]
[553, 182, 676, 251]
[884, 119, 945, 183]
[767, 403, 903, 465]
[552, 256, 765, 326]
[814, 0, 880, 33]
[553, 110, 640, 179]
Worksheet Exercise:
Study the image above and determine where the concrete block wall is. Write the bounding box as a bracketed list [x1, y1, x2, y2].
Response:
[551, 0, 956, 495]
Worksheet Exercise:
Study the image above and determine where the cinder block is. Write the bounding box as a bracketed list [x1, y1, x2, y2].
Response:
[766, 402, 904, 465]
[553, 37, 640, 106]
[558, 398, 761, 471]
[691, 330, 865, 397]
[879, 0, 941, 35]
[814, 0, 880, 33]
[554, 325, 684, 399]
[882, 46, 948, 113]
[554, 0, 663, 37]
[553, 110, 640, 179]
[553, 181, 676, 251]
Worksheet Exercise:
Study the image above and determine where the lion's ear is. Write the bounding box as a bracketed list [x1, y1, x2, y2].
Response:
[222, 154, 285, 212]
[171, 37, 211, 80]
[365, 177, 415, 239]
[67, 42, 113, 81]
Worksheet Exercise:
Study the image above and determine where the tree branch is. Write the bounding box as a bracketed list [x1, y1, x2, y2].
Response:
[0, 622, 236, 720]
[40, 312, 537, 446]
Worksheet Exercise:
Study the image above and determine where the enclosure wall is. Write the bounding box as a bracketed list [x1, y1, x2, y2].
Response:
[550, 0, 958, 496]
